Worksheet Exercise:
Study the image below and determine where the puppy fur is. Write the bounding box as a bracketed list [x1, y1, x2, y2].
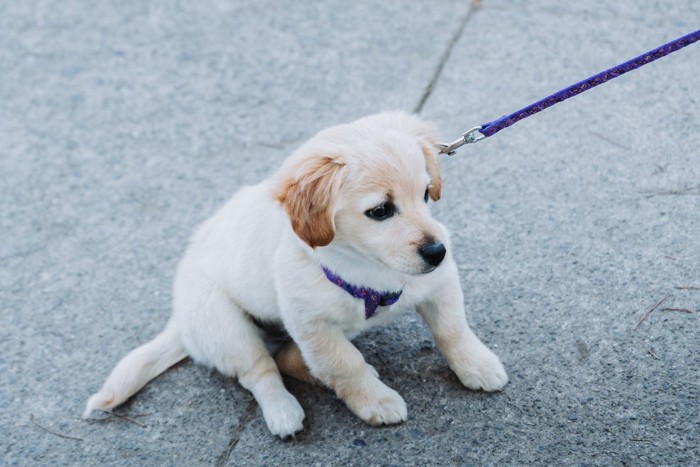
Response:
[84, 112, 508, 438]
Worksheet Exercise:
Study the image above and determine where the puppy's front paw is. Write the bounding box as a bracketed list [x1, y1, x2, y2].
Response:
[341, 375, 407, 426]
[260, 391, 305, 439]
[455, 348, 508, 392]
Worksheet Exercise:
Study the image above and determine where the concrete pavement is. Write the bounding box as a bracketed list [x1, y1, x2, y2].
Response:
[2, 1, 699, 465]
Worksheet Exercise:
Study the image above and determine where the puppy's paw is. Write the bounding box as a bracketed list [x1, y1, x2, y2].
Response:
[455, 348, 508, 392]
[260, 391, 305, 439]
[342, 376, 407, 426]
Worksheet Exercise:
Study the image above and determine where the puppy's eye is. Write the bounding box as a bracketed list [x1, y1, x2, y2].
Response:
[424, 188, 430, 203]
[365, 202, 396, 221]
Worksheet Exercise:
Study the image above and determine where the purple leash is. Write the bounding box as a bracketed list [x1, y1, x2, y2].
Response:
[440, 29, 700, 155]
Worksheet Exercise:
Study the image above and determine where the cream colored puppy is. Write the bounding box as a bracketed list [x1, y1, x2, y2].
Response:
[84, 112, 508, 438]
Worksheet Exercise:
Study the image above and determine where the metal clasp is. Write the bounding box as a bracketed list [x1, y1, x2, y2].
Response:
[439, 126, 485, 155]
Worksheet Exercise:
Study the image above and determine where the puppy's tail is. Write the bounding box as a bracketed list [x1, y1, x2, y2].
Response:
[83, 322, 186, 418]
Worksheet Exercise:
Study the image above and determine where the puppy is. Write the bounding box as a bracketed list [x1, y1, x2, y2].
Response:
[84, 112, 508, 438]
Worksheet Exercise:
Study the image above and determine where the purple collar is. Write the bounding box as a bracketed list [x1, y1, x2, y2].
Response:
[321, 266, 402, 319]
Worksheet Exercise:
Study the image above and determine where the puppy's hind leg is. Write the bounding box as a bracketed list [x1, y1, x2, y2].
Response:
[275, 342, 319, 386]
[176, 275, 304, 438]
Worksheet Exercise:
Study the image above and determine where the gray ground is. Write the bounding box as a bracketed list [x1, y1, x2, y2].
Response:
[2, 1, 699, 465]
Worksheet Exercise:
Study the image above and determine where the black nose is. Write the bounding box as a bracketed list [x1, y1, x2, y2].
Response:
[419, 241, 446, 267]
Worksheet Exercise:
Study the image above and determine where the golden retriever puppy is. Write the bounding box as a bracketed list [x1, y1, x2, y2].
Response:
[83, 112, 508, 438]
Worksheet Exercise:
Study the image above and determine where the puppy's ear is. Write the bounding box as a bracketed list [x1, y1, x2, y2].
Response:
[274, 155, 348, 248]
[406, 115, 442, 202]
[421, 143, 442, 202]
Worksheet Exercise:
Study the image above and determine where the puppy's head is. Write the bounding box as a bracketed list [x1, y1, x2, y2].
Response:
[274, 111, 445, 274]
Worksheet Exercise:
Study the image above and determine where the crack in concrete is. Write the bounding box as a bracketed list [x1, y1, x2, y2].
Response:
[215, 398, 258, 467]
[413, 0, 482, 114]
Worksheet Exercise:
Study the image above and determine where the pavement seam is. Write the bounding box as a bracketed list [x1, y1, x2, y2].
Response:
[413, 0, 481, 114]
[215, 398, 258, 467]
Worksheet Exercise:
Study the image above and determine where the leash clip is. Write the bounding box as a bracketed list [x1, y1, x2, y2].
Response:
[439, 126, 485, 155]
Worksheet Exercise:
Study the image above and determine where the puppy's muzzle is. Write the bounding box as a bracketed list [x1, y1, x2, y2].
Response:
[419, 241, 446, 268]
